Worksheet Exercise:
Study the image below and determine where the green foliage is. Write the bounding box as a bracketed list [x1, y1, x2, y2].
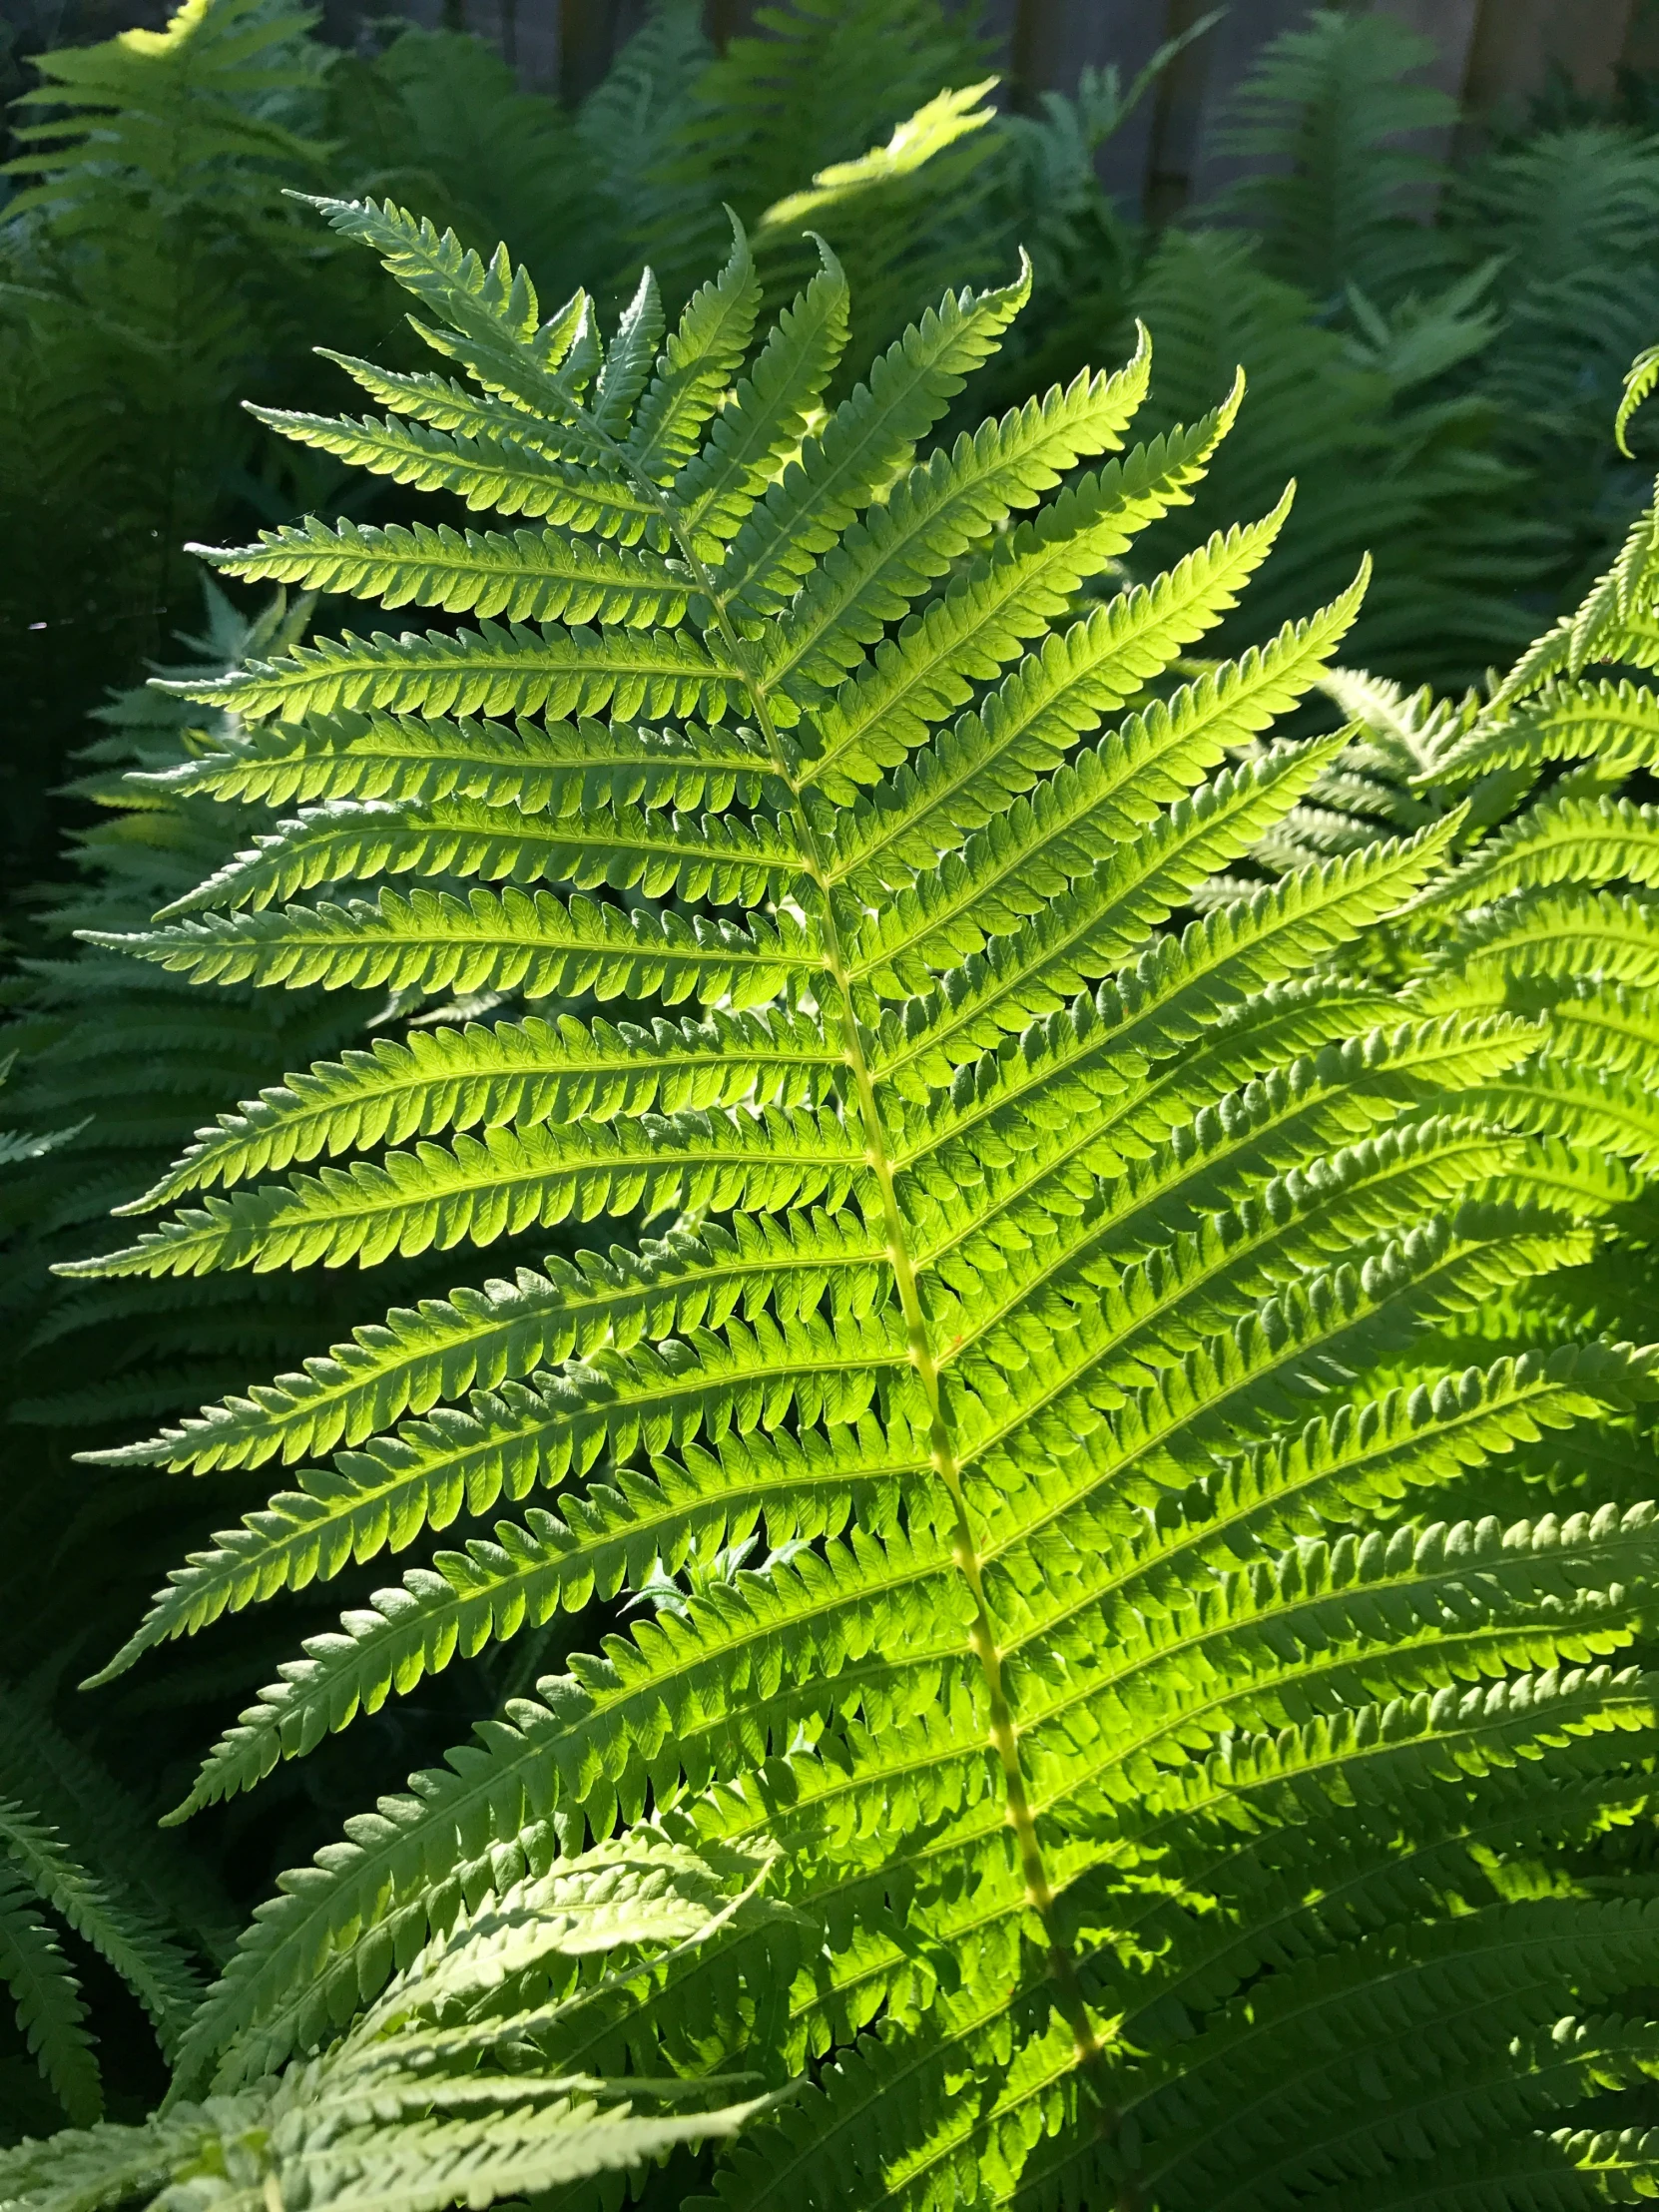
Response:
[1262, 476, 1659, 1381]
[17, 0, 1659, 894]
[21, 2, 1659, 2202]
[0, 595, 518, 1996]
[0, 1686, 220, 2130]
[0, 0, 1012, 862]
[1187, 6, 1659, 604]
[0, 592, 373, 1448]
[1112, 228, 1541, 685]
[0, 1833, 781, 2206]
[1211, 6, 1455, 302]
[32, 197, 1659, 2211]
[0, 0, 351, 874]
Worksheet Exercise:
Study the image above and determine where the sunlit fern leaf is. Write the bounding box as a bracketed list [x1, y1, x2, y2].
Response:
[193, 515, 696, 628]
[81, 884, 817, 1006]
[1432, 675, 1659, 789]
[116, 1006, 838, 1212]
[0, 1834, 785, 2212]
[1485, 495, 1659, 715]
[153, 794, 808, 920]
[641, 0, 994, 370]
[133, 708, 780, 815]
[59, 211, 1659, 2209]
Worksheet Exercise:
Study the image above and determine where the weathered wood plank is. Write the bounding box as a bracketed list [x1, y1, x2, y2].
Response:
[1464, 0, 1638, 119]
[1184, 0, 1320, 207]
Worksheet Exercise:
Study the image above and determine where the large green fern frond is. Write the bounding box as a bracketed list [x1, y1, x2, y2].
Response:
[52, 208, 1659, 2210]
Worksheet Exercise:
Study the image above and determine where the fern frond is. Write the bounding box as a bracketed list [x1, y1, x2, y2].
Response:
[0, 1834, 783, 2209]
[163, 618, 742, 727]
[0, 1803, 200, 2059]
[718, 256, 1033, 616]
[249, 403, 671, 537]
[844, 591, 1364, 993]
[168, 1432, 922, 1820]
[94, 1307, 915, 1692]
[0, 2106, 207, 2212]
[879, 808, 1460, 1083]
[1411, 794, 1659, 917]
[674, 247, 850, 548]
[628, 218, 764, 480]
[59, 199, 1659, 2211]
[136, 709, 776, 814]
[1430, 677, 1659, 788]
[762, 338, 1154, 691]
[1451, 1055, 1659, 1175]
[1616, 342, 1659, 455]
[75, 1103, 866, 1279]
[1411, 891, 1659, 1009]
[804, 393, 1253, 800]
[827, 490, 1296, 897]
[156, 793, 805, 919]
[0, 1865, 98, 2128]
[85, 1208, 883, 1481]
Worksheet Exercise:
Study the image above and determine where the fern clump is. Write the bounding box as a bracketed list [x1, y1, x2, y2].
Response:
[45, 204, 1659, 2208]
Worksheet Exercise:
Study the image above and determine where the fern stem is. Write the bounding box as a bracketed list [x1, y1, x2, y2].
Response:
[595, 425, 1107, 2083]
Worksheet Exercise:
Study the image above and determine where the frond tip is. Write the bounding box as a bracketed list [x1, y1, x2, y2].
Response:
[1616, 340, 1659, 455]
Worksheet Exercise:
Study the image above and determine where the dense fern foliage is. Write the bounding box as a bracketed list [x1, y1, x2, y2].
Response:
[0, 0, 357, 877]
[1230, 365, 1659, 1391]
[0, 593, 366, 1446]
[11, 195, 1659, 2209]
[15, 0, 1659, 887]
[16, 2, 1659, 2203]
[0, 594, 621, 1952]
[1187, 8, 1659, 607]
[0, 0, 1006, 872]
[0, 595, 404, 1859]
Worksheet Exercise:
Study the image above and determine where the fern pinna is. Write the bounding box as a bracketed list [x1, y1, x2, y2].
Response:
[33, 202, 1659, 2209]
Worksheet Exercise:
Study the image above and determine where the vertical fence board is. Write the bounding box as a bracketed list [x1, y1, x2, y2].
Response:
[1464, 0, 1638, 121]
[1372, 0, 1479, 167]
[1625, 0, 1659, 75]
[1068, 0, 1175, 207]
[1182, 0, 1316, 205]
[1143, 0, 1210, 225]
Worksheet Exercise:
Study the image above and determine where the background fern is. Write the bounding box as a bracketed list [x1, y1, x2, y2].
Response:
[1183, 8, 1659, 620]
